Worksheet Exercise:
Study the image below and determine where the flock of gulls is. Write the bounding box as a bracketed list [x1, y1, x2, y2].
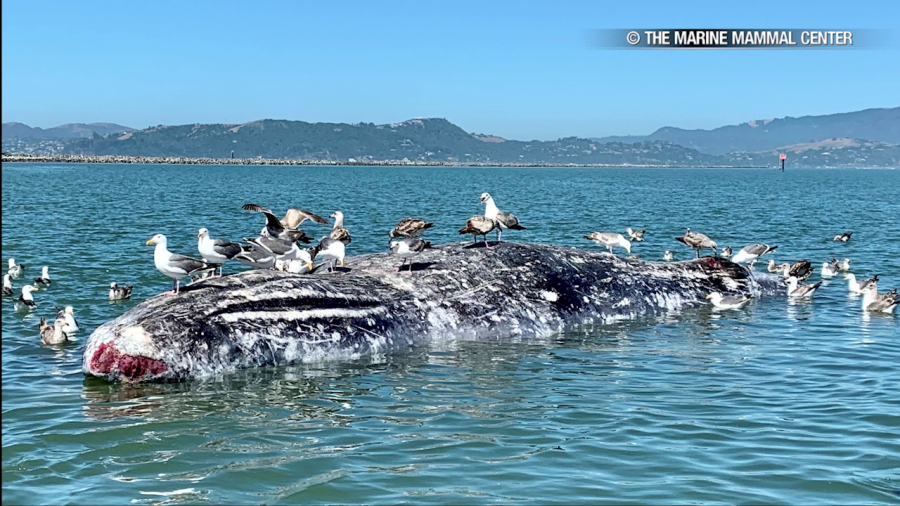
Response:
[4, 193, 897, 346]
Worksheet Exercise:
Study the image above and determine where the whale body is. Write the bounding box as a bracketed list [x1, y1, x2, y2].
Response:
[83, 241, 783, 382]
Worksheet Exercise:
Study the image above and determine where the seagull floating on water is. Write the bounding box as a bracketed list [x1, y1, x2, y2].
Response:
[767, 259, 790, 273]
[675, 228, 717, 258]
[459, 215, 496, 248]
[785, 276, 822, 298]
[389, 217, 434, 243]
[706, 292, 752, 310]
[7, 258, 23, 279]
[109, 282, 134, 300]
[844, 273, 878, 294]
[820, 262, 839, 278]
[861, 285, 899, 314]
[57, 306, 79, 333]
[15, 285, 38, 311]
[663, 251, 674, 262]
[147, 234, 210, 295]
[2, 274, 12, 296]
[626, 228, 646, 242]
[39, 316, 69, 345]
[833, 232, 853, 242]
[197, 228, 242, 276]
[584, 232, 632, 255]
[481, 193, 525, 243]
[831, 258, 851, 271]
[390, 238, 430, 274]
[328, 211, 352, 245]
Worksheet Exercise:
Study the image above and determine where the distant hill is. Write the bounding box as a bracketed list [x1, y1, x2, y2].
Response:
[592, 107, 900, 155]
[1, 122, 134, 140]
[55, 118, 731, 166]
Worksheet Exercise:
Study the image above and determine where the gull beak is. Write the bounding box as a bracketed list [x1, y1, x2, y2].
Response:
[307, 262, 313, 271]
[197, 231, 203, 238]
[146, 238, 155, 245]
[705, 294, 711, 299]
[32, 286, 39, 291]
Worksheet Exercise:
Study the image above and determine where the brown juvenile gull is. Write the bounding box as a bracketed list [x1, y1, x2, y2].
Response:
[459, 215, 497, 248]
[388, 217, 434, 244]
[329, 211, 352, 245]
[675, 228, 717, 258]
[626, 228, 646, 242]
[108, 282, 134, 300]
[242, 203, 320, 242]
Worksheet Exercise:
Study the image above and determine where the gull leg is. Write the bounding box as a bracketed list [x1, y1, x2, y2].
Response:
[497, 228, 502, 243]
[484, 234, 492, 249]
[696, 249, 700, 259]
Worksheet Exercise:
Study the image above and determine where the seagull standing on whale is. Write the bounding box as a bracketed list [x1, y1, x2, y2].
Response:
[390, 238, 430, 274]
[242, 203, 319, 243]
[675, 228, 717, 258]
[312, 237, 345, 273]
[147, 234, 210, 295]
[584, 232, 632, 256]
[389, 217, 434, 243]
[731, 244, 778, 269]
[197, 228, 242, 276]
[481, 193, 525, 243]
[329, 211, 352, 245]
[459, 216, 497, 248]
[234, 245, 276, 270]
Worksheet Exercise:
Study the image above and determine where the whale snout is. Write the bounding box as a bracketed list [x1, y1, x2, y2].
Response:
[84, 324, 170, 381]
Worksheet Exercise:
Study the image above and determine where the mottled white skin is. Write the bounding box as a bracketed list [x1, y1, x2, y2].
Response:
[83, 241, 784, 383]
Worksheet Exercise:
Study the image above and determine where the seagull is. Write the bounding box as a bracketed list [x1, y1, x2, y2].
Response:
[389, 217, 434, 243]
[731, 244, 778, 269]
[234, 245, 276, 270]
[720, 246, 733, 258]
[831, 258, 851, 271]
[7, 258, 23, 278]
[861, 285, 899, 314]
[39, 316, 69, 345]
[584, 232, 632, 255]
[2, 274, 13, 296]
[820, 262, 839, 278]
[844, 273, 878, 294]
[833, 232, 853, 242]
[706, 292, 752, 309]
[57, 306, 79, 333]
[767, 259, 790, 273]
[675, 228, 717, 258]
[15, 285, 38, 311]
[390, 238, 430, 274]
[312, 237, 345, 273]
[329, 211, 352, 245]
[242, 204, 318, 242]
[625, 228, 646, 242]
[33, 266, 51, 286]
[146, 234, 210, 295]
[784, 260, 813, 280]
[785, 276, 822, 298]
[458, 215, 497, 248]
[663, 251, 674, 262]
[197, 228, 242, 276]
[481, 193, 525, 243]
[109, 282, 133, 300]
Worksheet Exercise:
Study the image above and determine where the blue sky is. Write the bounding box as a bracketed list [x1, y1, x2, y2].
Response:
[2, 0, 897, 140]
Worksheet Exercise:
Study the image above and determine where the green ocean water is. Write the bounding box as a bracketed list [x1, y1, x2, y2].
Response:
[2, 163, 899, 505]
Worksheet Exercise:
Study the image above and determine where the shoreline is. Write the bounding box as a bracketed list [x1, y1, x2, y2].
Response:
[0, 153, 770, 168]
